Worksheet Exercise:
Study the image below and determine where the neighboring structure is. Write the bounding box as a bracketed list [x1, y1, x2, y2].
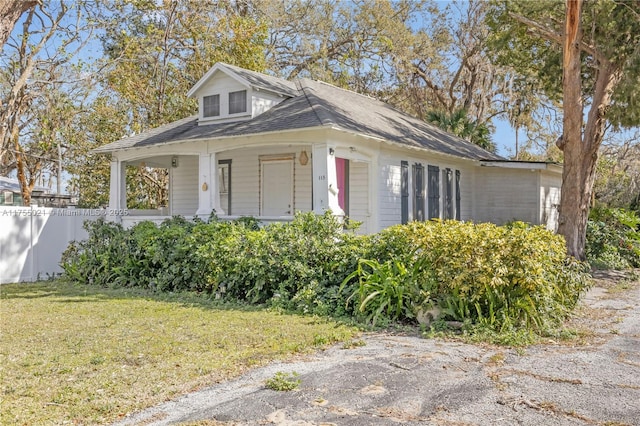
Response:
[0, 176, 74, 208]
[0, 176, 73, 207]
[1, 176, 43, 206]
[94, 63, 562, 233]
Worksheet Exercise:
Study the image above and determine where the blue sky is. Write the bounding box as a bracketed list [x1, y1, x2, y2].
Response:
[493, 117, 518, 157]
[429, 0, 521, 158]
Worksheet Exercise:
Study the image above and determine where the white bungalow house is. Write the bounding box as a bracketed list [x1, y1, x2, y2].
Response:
[94, 63, 562, 233]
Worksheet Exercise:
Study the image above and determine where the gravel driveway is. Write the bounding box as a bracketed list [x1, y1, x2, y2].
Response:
[115, 270, 640, 426]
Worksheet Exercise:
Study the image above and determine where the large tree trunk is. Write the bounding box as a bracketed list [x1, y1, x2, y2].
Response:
[557, 0, 585, 259]
[509, 1, 630, 260]
[557, 0, 622, 259]
[0, 0, 39, 49]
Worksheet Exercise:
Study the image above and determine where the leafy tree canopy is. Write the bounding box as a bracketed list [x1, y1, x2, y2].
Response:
[487, 0, 640, 259]
[487, 0, 640, 130]
[426, 109, 497, 152]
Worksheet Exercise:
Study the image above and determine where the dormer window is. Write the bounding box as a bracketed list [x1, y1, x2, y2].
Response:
[203, 94, 220, 117]
[189, 63, 297, 125]
[229, 90, 247, 114]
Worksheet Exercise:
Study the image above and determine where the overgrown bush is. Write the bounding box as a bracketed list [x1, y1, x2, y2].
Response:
[365, 221, 591, 332]
[586, 206, 640, 269]
[201, 212, 370, 314]
[61, 217, 216, 292]
[61, 212, 369, 315]
[62, 215, 591, 336]
[61, 219, 130, 287]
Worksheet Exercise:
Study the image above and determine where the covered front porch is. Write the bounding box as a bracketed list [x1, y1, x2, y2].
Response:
[108, 141, 373, 232]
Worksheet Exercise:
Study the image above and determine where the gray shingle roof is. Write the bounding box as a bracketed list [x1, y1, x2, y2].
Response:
[93, 95, 325, 153]
[94, 68, 503, 161]
[297, 79, 502, 160]
[0, 176, 49, 193]
[218, 63, 299, 97]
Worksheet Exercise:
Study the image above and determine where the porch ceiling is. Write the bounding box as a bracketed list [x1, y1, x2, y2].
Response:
[124, 155, 177, 168]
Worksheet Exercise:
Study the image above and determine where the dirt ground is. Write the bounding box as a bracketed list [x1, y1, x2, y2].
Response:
[114, 270, 640, 426]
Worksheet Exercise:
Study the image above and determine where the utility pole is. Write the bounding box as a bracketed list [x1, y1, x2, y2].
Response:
[57, 140, 62, 196]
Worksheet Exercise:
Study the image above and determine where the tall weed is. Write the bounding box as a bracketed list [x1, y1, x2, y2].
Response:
[587, 206, 640, 269]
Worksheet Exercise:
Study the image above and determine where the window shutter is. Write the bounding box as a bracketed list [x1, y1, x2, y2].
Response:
[427, 165, 440, 219]
[413, 163, 425, 221]
[445, 168, 453, 219]
[455, 170, 461, 220]
[401, 161, 408, 224]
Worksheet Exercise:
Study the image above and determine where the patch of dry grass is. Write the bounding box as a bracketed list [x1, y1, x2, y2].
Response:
[0, 281, 356, 425]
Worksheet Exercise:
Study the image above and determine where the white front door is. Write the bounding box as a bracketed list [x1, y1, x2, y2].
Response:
[261, 159, 293, 216]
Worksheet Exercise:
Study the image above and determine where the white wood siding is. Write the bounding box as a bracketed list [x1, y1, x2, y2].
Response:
[170, 155, 198, 216]
[198, 74, 249, 123]
[196, 72, 286, 122]
[349, 161, 369, 234]
[295, 151, 313, 212]
[223, 150, 259, 216]
[378, 160, 403, 230]
[539, 170, 561, 231]
[217, 146, 312, 217]
[200, 74, 246, 100]
[474, 167, 538, 225]
[252, 92, 283, 117]
[377, 149, 475, 229]
[458, 167, 474, 221]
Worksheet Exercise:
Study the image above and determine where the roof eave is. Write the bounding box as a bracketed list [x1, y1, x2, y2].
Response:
[94, 125, 333, 154]
[480, 160, 563, 171]
[186, 63, 251, 98]
[93, 121, 501, 164]
[327, 126, 496, 163]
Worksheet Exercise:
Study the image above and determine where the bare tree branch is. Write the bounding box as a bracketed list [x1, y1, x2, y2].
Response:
[508, 11, 606, 65]
[0, 0, 40, 48]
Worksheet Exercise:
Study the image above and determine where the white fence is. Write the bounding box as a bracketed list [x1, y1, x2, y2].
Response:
[0, 207, 101, 283]
[0, 207, 302, 284]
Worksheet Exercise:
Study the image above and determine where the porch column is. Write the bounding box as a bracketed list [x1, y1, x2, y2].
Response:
[108, 158, 126, 222]
[312, 144, 344, 217]
[196, 152, 219, 218]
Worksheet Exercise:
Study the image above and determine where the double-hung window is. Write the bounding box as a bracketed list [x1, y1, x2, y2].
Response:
[229, 90, 247, 114]
[203, 95, 220, 118]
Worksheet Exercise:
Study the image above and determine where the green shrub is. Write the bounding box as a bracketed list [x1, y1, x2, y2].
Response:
[586, 206, 640, 269]
[61, 216, 590, 336]
[205, 211, 369, 310]
[61, 217, 218, 292]
[371, 220, 591, 331]
[62, 212, 368, 316]
[61, 219, 131, 287]
[340, 257, 436, 326]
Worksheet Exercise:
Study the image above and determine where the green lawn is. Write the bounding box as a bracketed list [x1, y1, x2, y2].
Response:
[0, 281, 356, 425]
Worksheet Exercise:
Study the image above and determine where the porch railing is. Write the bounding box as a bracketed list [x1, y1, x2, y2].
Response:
[120, 212, 296, 228]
